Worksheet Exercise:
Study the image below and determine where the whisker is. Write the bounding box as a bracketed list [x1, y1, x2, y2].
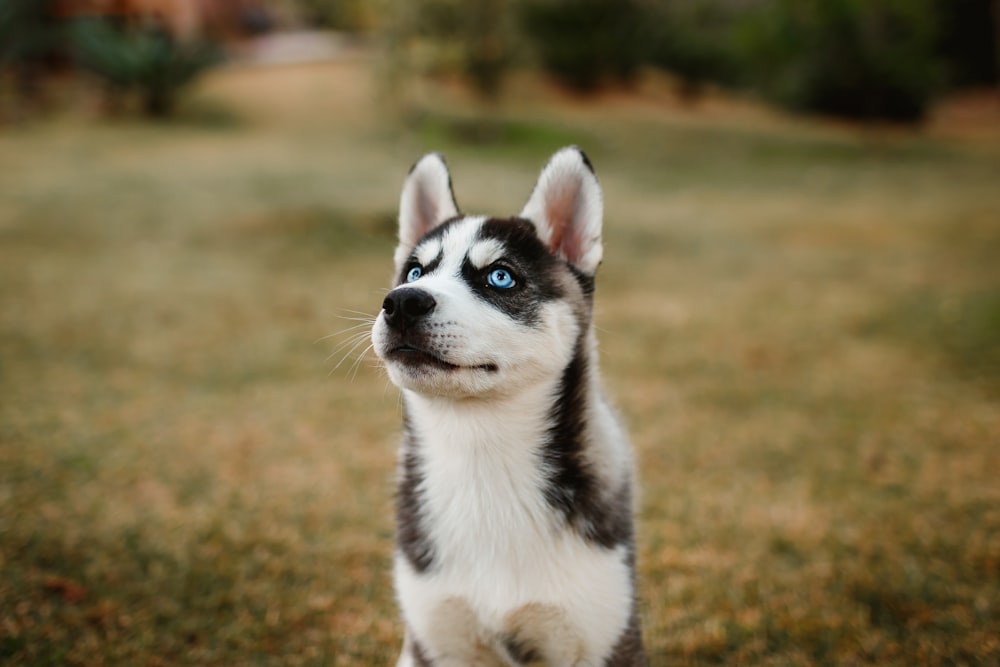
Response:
[347, 343, 375, 381]
[333, 336, 372, 367]
[327, 332, 373, 367]
[340, 308, 378, 318]
[316, 323, 371, 344]
[337, 313, 378, 323]
[320, 306, 382, 380]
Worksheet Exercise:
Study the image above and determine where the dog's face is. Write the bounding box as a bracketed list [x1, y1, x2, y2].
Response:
[371, 148, 604, 399]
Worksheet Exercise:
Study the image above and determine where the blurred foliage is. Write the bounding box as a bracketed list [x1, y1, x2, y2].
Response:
[642, 1, 744, 99]
[286, 0, 379, 32]
[0, 0, 64, 100]
[735, 0, 944, 121]
[936, 0, 1000, 86]
[2, 0, 996, 124]
[0, 0, 59, 67]
[387, 0, 512, 101]
[519, 0, 645, 92]
[514, 0, 995, 121]
[70, 19, 222, 118]
[378, 0, 515, 142]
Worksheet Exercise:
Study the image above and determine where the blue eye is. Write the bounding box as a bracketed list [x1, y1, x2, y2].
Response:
[406, 266, 422, 283]
[487, 267, 515, 289]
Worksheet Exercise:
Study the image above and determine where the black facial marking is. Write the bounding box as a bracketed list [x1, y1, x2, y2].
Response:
[542, 342, 634, 549]
[397, 216, 465, 285]
[459, 218, 568, 325]
[400, 250, 443, 286]
[396, 410, 436, 573]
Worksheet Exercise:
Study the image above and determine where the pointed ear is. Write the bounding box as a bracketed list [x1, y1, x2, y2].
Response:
[395, 153, 460, 269]
[520, 147, 603, 274]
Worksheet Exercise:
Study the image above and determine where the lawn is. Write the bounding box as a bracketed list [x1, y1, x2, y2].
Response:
[1, 62, 998, 665]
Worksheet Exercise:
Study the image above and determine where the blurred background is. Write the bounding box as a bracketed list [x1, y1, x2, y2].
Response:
[1, 1, 999, 665]
[2, 0, 999, 122]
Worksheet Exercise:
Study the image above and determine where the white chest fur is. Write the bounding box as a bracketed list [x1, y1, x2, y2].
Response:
[395, 386, 634, 666]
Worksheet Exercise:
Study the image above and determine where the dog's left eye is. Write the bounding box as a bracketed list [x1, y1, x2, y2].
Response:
[487, 268, 515, 289]
[406, 266, 422, 283]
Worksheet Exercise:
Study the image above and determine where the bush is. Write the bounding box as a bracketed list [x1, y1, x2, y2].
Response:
[935, 0, 999, 86]
[0, 0, 59, 67]
[519, 0, 645, 92]
[290, 0, 375, 32]
[0, 0, 63, 102]
[737, 0, 944, 122]
[644, 1, 745, 98]
[70, 18, 221, 117]
[386, 0, 512, 102]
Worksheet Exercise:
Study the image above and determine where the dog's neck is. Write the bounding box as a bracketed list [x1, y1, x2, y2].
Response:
[404, 372, 568, 456]
[403, 335, 597, 458]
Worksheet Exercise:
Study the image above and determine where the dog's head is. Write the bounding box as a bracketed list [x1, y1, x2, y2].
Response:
[371, 147, 604, 399]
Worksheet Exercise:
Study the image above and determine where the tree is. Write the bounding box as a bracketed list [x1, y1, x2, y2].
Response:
[71, 18, 221, 118]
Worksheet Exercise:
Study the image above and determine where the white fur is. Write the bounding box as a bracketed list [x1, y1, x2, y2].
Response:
[467, 237, 507, 269]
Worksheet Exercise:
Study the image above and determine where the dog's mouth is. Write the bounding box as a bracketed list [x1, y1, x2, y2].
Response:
[388, 344, 499, 373]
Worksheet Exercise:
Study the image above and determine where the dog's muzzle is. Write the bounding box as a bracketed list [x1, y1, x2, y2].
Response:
[382, 287, 436, 330]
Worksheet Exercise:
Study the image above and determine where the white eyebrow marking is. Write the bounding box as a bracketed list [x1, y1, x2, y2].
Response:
[467, 238, 506, 269]
[415, 238, 442, 267]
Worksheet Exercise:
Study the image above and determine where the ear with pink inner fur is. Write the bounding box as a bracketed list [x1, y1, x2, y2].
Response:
[520, 147, 604, 275]
[395, 153, 460, 270]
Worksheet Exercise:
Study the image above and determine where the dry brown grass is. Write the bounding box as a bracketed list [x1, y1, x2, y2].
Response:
[1, 61, 999, 665]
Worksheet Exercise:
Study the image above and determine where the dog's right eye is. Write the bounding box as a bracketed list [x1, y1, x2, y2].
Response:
[487, 267, 516, 289]
[405, 266, 423, 283]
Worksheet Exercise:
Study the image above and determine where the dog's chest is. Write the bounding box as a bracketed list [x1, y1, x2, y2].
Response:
[412, 398, 558, 564]
[397, 399, 634, 661]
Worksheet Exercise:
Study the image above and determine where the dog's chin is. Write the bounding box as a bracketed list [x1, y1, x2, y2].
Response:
[383, 346, 500, 397]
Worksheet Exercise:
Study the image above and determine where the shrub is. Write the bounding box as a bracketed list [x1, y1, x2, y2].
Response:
[0, 0, 59, 67]
[644, 1, 745, 98]
[737, 0, 944, 122]
[0, 0, 63, 101]
[934, 0, 999, 87]
[387, 0, 512, 102]
[519, 0, 645, 92]
[70, 18, 221, 117]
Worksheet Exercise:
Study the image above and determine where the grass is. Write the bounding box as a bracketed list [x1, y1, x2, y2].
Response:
[1, 61, 999, 665]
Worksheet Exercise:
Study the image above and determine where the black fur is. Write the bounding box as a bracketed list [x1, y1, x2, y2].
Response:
[400, 251, 443, 286]
[461, 218, 568, 325]
[604, 606, 647, 667]
[396, 215, 464, 286]
[400, 216, 574, 326]
[541, 342, 634, 550]
[396, 412, 436, 573]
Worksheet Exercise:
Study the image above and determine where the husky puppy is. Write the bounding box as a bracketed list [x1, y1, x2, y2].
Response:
[371, 147, 645, 666]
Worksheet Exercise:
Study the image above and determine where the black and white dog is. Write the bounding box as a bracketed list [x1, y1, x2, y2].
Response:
[371, 148, 645, 666]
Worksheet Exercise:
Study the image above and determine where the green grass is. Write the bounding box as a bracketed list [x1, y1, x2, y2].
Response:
[1, 62, 999, 665]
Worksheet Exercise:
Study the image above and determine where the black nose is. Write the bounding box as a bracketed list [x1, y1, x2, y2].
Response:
[382, 287, 436, 328]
